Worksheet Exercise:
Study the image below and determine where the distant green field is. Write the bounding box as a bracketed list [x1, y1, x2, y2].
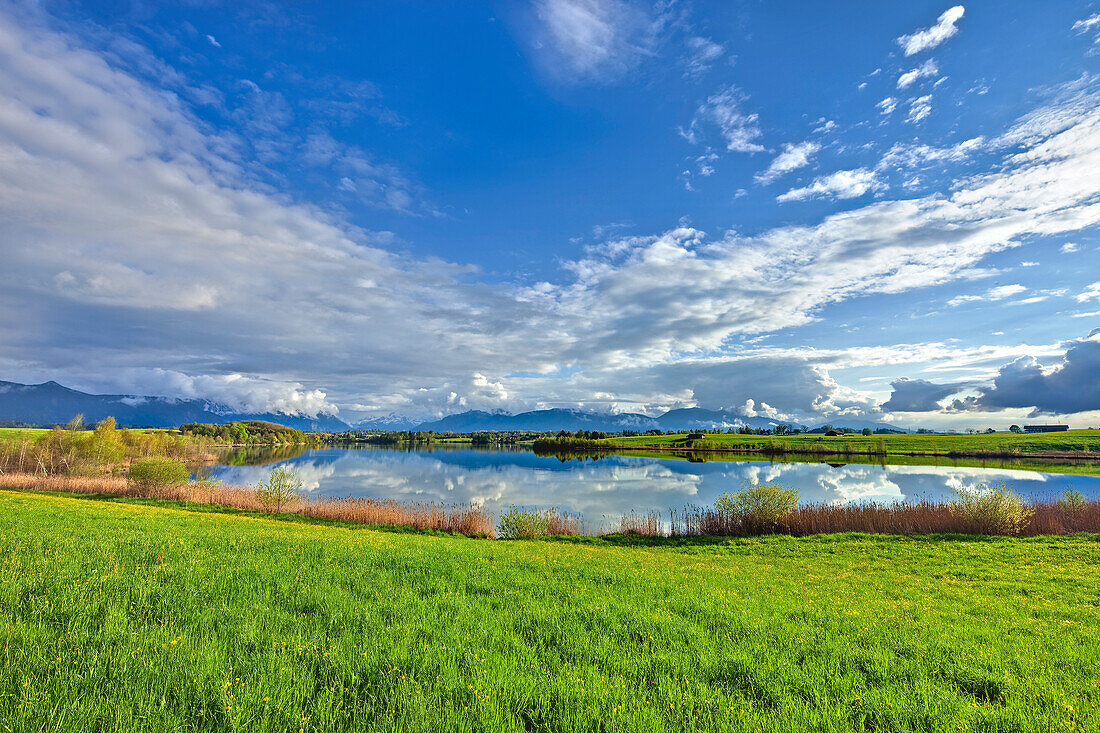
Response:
[2, 490, 1098, 732]
[598, 429, 1100, 457]
[0, 427, 50, 444]
[583, 448, 1100, 477]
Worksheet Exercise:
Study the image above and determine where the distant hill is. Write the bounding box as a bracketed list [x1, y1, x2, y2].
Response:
[0, 379, 905, 434]
[0, 380, 349, 432]
[407, 407, 904, 433]
[410, 407, 816, 433]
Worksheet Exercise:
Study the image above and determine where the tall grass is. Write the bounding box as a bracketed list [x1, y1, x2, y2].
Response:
[618, 496, 1100, 538]
[496, 507, 585, 538]
[0, 472, 495, 537]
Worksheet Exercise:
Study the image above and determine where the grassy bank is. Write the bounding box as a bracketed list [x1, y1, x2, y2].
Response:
[536, 429, 1100, 460]
[2, 491, 1098, 732]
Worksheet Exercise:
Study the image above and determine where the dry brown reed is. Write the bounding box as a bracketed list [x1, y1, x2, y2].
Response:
[603, 511, 664, 537]
[611, 499, 1100, 538]
[544, 509, 585, 536]
[0, 472, 495, 537]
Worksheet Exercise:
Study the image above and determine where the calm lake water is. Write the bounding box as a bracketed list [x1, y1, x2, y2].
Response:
[208, 445, 1100, 530]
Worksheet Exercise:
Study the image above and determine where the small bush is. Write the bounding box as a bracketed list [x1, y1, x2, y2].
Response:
[949, 482, 1033, 535]
[128, 459, 190, 491]
[1058, 488, 1086, 514]
[715, 483, 800, 530]
[497, 507, 551, 539]
[255, 466, 302, 513]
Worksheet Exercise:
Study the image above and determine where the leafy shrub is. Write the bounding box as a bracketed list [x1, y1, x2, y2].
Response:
[1058, 488, 1086, 514]
[714, 483, 800, 530]
[949, 482, 1033, 535]
[128, 459, 189, 491]
[255, 466, 302, 513]
[496, 507, 552, 539]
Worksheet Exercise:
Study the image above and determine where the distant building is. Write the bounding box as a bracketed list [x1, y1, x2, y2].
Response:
[1023, 424, 1069, 433]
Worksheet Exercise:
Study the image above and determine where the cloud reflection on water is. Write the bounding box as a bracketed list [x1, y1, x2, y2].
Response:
[208, 448, 1098, 529]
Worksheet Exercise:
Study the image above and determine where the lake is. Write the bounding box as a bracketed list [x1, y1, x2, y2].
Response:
[208, 445, 1100, 531]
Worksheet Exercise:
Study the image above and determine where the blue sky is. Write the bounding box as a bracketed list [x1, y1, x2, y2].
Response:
[1, 0, 1099, 428]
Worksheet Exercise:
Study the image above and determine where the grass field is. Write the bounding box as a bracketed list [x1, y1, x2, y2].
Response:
[2, 490, 1099, 732]
[0, 427, 49, 444]
[591, 429, 1100, 458]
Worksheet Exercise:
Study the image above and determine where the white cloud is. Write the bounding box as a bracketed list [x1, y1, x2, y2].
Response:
[947, 284, 1026, 307]
[532, 0, 659, 81]
[205, 34, 221, 48]
[876, 97, 897, 115]
[1073, 13, 1100, 53]
[754, 141, 820, 185]
[684, 36, 724, 77]
[683, 85, 765, 153]
[906, 95, 934, 123]
[897, 5, 965, 56]
[1061, 242, 1079, 253]
[897, 59, 939, 89]
[1077, 282, 1100, 302]
[877, 137, 985, 171]
[776, 168, 882, 202]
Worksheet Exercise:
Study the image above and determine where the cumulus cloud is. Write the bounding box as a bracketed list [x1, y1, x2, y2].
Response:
[897, 6, 965, 56]
[953, 333, 1100, 415]
[906, 95, 934, 123]
[682, 85, 765, 153]
[880, 377, 967, 412]
[897, 59, 939, 89]
[754, 141, 820, 185]
[1078, 282, 1100, 302]
[116, 370, 338, 416]
[877, 97, 898, 115]
[776, 168, 882, 202]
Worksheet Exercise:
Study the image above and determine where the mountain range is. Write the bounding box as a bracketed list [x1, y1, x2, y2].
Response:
[401, 407, 901, 433]
[0, 380, 904, 433]
[0, 380, 348, 432]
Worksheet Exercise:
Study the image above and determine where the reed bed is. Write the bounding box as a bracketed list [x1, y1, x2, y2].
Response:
[297, 496, 494, 536]
[0, 472, 494, 537]
[604, 510, 664, 537]
[607, 499, 1100, 538]
[545, 508, 586, 536]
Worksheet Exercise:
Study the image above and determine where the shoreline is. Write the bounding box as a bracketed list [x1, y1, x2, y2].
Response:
[588, 444, 1100, 460]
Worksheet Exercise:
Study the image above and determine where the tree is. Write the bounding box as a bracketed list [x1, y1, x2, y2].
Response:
[255, 466, 302, 513]
[861, 428, 873, 436]
[1009, 425, 1023, 433]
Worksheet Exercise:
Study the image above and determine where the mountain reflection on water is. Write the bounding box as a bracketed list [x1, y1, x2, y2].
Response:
[207, 445, 1100, 529]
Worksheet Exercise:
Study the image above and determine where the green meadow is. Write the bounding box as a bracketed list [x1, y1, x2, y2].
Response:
[594, 429, 1100, 458]
[2, 490, 1099, 732]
